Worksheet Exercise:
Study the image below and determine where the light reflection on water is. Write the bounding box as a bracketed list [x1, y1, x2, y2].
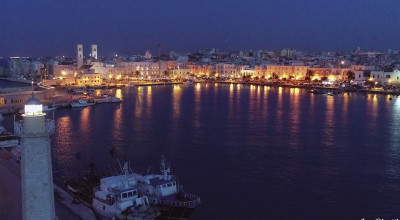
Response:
[2, 83, 398, 219]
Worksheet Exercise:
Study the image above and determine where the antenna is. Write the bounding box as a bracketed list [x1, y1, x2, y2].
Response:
[145, 166, 151, 175]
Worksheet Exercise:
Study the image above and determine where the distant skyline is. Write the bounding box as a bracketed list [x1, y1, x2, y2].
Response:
[1, 0, 399, 57]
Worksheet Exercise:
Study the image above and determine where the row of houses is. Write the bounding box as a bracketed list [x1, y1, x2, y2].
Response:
[4, 57, 400, 86]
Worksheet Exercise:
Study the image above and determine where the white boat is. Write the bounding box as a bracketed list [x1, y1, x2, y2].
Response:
[186, 79, 193, 85]
[92, 162, 160, 220]
[96, 94, 121, 104]
[137, 157, 201, 219]
[43, 101, 58, 111]
[71, 99, 95, 108]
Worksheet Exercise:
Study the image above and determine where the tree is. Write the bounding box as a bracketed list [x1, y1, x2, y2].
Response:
[306, 70, 314, 82]
[135, 71, 140, 78]
[321, 76, 328, 81]
[346, 71, 355, 82]
[272, 72, 279, 80]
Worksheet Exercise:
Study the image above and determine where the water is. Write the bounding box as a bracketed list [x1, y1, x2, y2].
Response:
[0, 79, 29, 88]
[3, 83, 400, 219]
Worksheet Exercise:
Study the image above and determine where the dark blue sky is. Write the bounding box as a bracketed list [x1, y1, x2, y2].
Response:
[1, 0, 399, 57]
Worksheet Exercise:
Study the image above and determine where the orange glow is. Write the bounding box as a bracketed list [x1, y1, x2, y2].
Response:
[115, 89, 122, 100]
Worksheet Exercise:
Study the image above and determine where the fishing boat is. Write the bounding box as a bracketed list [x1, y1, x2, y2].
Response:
[137, 157, 201, 219]
[91, 162, 160, 219]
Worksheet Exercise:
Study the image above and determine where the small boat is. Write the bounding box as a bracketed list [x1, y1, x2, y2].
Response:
[91, 162, 160, 219]
[70, 99, 95, 108]
[137, 156, 201, 219]
[43, 101, 58, 111]
[186, 79, 193, 85]
[96, 94, 121, 103]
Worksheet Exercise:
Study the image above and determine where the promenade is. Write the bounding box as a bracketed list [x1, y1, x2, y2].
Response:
[0, 150, 82, 220]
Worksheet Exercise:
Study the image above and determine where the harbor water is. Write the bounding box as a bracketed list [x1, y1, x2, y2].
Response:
[3, 83, 400, 219]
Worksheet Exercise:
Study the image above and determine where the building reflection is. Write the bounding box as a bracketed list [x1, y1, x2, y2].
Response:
[56, 116, 72, 145]
[341, 93, 349, 125]
[146, 86, 152, 117]
[172, 85, 182, 119]
[229, 84, 234, 118]
[112, 101, 123, 141]
[79, 107, 90, 135]
[115, 89, 122, 100]
[135, 86, 143, 117]
[276, 87, 283, 132]
[324, 96, 335, 146]
[289, 88, 300, 147]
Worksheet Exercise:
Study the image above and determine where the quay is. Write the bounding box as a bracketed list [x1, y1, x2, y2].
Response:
[1, 79, 399, 115]
[0, 150, 96, 220]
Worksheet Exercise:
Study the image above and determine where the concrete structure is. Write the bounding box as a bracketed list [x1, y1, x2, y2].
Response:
[14, 95, 56, 220]
[91, 45, 97, 60]
[77, 44, 83, 69]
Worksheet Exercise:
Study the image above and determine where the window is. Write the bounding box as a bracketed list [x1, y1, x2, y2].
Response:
[128, 191, 133, 197]
[167, 183, 172, 187]
[386, 75, 390, 78]
[122, 193, 127, 199]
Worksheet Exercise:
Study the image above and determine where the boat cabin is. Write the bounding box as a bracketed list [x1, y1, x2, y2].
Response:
[139, 175, 178, 198]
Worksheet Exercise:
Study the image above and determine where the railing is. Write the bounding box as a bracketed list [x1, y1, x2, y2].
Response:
[14, 119, 55, 136]
[156, 193, 201, 208]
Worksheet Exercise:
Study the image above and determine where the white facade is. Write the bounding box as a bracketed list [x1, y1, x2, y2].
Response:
[215, 63, 236, 78]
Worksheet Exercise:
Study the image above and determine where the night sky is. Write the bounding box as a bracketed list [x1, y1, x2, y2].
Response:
[1, 0, 399, 57]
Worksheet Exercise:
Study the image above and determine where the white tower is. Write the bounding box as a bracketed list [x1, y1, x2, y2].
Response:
[91, 44, 97, 60]
[77, 44, 83, 69]
[14, 94, 56, 220]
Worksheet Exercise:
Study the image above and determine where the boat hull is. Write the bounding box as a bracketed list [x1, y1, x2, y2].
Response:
[156, 205, 196, 220]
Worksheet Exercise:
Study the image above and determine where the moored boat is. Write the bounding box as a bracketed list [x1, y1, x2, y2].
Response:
[71, 99, 95, 108]
[137, 157, 201, 219]
[91, 162, 160, 220]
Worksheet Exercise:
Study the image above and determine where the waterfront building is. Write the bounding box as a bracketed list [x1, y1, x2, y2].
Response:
[14, 95, 56, 220]
[215, 63, 236, 78]
[173, 67, 191, 79]
[75, 72, 102, 86]
[265, 65, 308, 79]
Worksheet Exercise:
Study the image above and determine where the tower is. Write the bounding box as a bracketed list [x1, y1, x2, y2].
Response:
[14, 94, 56, 220]
[91, 44, 97, 60]
[77, 44, 83, 69]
